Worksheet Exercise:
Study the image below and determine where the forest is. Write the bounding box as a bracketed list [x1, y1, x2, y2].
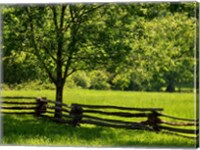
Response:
[2, 2, 199, 93]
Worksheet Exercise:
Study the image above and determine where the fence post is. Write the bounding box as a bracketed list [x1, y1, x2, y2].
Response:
[69, 104, 83, 127]
[35, 97, 47, 117]
[147, 111, 161, 132]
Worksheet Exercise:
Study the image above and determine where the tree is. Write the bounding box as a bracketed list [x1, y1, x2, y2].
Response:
[3, 4, 132, 118]
[110, 3, 196, 92]
[2, 7, 44, 84]
[146, 13, 195, 92]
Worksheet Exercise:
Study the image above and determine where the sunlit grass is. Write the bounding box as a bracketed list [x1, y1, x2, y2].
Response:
[1, 88, 197, 147]
[2, 88, 195, 117]
[2, 115, 196, 147]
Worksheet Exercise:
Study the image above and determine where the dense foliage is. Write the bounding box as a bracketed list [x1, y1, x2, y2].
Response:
[2, 2, 198, 92]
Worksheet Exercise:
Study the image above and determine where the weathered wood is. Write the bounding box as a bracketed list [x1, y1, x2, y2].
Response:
[35, 98, 47, 116]
[40, 99, 70, 108]
[161, 131, 198, 139]
[44, 110, 72, 119]
[80, 119, 152, 130]
[2, 106, 37, 110]
[69, 104, 83, 127]
[39, 114, 72, 124]
[83, 109, 150, 117]
[72, 103, 163, 111]
[1, 112, 35, 115]
[2, 101, 36, 105]
[158, 112, 197, 122]
[82, 114, 144, 125]
[146, 111, 161, 131]
[160, 120, 197, 126]
[46, 106, 70, 113]
[44, 110, 55, 114]
[2, 96, 36, 99]
[158, 125, 197, 134]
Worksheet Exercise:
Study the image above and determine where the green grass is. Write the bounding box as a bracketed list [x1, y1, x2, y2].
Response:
[1, 88, 198, 147]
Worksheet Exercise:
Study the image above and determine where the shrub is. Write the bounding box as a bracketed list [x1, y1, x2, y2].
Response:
[1, 84, 11, 90]
[70, 71, 91, 89]
[112, 74, 130, 90]
[89, 70, 110, 90]
[65, 76, 77, 89]
[2, 80, 56, 90]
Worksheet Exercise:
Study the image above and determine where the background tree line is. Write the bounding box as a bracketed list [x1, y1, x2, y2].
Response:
[2, 2, 198, 93]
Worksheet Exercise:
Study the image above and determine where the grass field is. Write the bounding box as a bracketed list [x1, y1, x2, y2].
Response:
[1, 88, 198, 147]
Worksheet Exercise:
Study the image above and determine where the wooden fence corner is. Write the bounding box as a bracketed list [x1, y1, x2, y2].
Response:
[35, 97, 47, 117]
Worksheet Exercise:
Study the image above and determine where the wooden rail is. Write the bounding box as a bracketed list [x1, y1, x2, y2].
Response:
[158, 125, 196, 134]
[2, 106, 37, 110]
[2, 96, 36, 99]
[2, 101, 36, 105]
[157, 112, 198, 122]
[83, 109, 151, 117]
[72, 103, 164, 111]
[1, 96, 198, 139]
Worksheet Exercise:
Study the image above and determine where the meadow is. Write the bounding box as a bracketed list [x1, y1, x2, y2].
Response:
[1, 88, 198, 147]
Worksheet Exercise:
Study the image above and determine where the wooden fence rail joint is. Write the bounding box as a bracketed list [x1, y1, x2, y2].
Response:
[69, 104, 83, 127]
[35, 97, 48, 117]
[146, 111, 162, 132]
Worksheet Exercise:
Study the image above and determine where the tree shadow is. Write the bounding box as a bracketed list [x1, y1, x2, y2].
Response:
[2, 115, 113, 146]
[1, 115, 196, 148]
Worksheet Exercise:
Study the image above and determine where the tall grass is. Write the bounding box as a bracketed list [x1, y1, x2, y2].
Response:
[3, 88, 195, 118]
[1, 89, 197, 147]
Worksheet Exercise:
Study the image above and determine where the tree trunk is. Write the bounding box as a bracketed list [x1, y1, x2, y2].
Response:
[54, 84, 64, 119]
[166, 82, 175, 92]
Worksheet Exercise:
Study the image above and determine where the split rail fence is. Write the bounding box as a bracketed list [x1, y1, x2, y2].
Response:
[1, 96, 199, 139]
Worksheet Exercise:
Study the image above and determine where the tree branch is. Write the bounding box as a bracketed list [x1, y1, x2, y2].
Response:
[26, 7, 56, 84]
[51, 6, 58, 32]
[66, 68, 77, 77]
[82, 4, 104, 16]
[77, 4, 105, 23]
[43, 45, 57, 62]
[61, 4, 105, 83]
[60, 5, 66, 29]
[69, 5, 75, 23]
[62, 54, 73, 83]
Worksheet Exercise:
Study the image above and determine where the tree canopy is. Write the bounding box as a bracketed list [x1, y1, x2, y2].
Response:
[2, 2, 198, 106]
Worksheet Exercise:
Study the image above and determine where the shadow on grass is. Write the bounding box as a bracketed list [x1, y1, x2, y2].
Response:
[1, 115, 196, 148]
[2, 115, 103, 145]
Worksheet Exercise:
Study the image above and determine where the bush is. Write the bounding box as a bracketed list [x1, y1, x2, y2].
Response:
[89, 70, 110, 90]
[1, 84, 11, 90]
[70, 71, 91, 89]
[112, 74, 130, 90]
[2, 80, 56, 90]
[65, 76, 77, 89]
